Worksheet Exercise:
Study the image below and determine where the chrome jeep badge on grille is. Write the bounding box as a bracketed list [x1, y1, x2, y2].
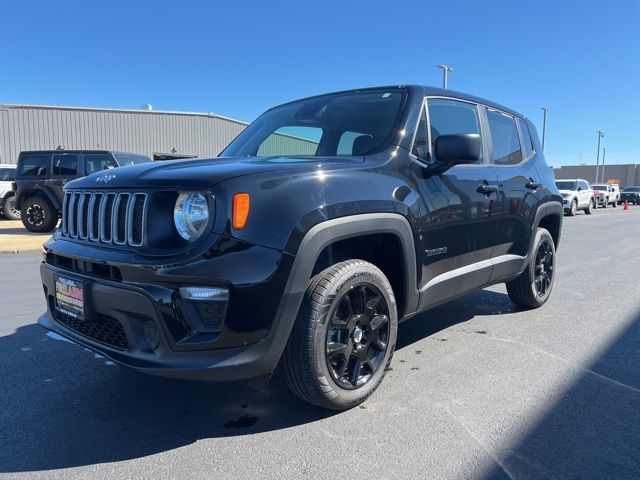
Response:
[96, 173, 116, 183]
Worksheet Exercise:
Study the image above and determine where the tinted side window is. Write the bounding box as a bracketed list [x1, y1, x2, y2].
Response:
[85, 154, 117, 175]
[428, 98, 483, 164]
[19, 154, 50, 176]
[518, 118, 535, 158]
[52, 154, 78, 176]
[486, 109, 522, 165]
[411, 106, 429, 160]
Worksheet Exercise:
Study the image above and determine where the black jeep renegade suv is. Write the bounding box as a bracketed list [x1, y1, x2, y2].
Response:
[38, 86, 562, 410]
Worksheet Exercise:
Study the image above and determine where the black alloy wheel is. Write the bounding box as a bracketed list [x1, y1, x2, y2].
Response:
[325, 284, 390, 389]
[534, 239, 554, 296]
[506, 227, 556, 309]
[25, 203, 46, 227]
[20, 197, 57, 232]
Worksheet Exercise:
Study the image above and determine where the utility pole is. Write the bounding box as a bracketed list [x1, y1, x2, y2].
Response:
[541, 107, 550, 151]
[595, 131, 605, 183]
[601, 147, 606, 183]
[436, 65, 454, 89]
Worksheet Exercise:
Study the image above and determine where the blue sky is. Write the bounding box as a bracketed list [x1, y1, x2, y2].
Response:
[1, 0, 638, 166]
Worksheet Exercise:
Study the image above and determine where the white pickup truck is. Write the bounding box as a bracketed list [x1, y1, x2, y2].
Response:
[0, 164, 20, 220]
[591, 183, 619, 208]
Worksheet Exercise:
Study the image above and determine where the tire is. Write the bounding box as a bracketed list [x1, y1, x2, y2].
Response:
[20, 196, 58, 233]
[567, 199, 577, 216]
[585, 200, 593, 215]
[2, 195, 21, 220]
[602, 201, 607, 209]
[283, 259, 398, 410]
[612, 200, 617, 208]
[506, 228, 556, 309]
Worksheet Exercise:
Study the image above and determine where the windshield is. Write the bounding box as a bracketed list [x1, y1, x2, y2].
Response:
[114, 153, 151, 166]
[624, 187, 640, 192]
[592, 185, 608, 191]
[221, 89, 407, 158]
[0, 167, 16, 181]
[555, 181, 577, 190]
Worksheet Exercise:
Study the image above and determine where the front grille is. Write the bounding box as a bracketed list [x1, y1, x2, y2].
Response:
[62, 191, 148, 247]
[53, 309, 129, 350]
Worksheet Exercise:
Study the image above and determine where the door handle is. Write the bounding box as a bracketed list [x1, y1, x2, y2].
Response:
[476, 183, 498, 195]
[525, 180, 542, 190]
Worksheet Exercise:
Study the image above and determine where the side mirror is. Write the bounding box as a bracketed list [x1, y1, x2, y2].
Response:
[432, 134, 482, 170]
[577, 187, 582, 191]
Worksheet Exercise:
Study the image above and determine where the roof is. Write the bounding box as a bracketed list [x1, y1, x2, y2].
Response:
[0, 103, 248, 126]
[17, 150, 147, 155]
[418, 85, 526, 119]
[266, 84, 526, 119]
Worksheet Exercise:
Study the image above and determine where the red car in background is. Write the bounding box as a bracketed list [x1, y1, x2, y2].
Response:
[592, 189, 604, 208]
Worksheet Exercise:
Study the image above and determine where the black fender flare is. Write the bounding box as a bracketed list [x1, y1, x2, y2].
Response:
[15, 187, 61, 211]
[528, 201, 563, 256]
[244, 213, 419, 378]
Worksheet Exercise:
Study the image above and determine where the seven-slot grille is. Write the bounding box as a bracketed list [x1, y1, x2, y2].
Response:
[61, 191, 148, 247]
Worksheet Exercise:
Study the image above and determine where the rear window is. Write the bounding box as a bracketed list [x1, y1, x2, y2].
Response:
[114, 153, 152, 166]
[486, 109, 522, 165]
[19, 153, 51, 176]
[0, 167, 16, 181]
[624, 187, 640, 192]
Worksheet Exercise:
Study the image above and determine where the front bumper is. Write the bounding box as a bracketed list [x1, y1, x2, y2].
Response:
[38, 237, 295, 382]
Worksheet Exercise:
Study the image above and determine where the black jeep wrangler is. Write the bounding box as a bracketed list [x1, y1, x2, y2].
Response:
[15, 150, 151, 232]
[38, 86, 562, 410]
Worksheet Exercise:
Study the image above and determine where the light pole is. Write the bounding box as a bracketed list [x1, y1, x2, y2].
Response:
[436, 65, 454, 89]
[595, 130, 605, 183]
[541, 107, 550, 151]
[601, 147, 606, 183]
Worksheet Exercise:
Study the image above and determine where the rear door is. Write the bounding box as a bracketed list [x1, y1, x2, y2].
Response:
[411, 97, 500, 305]
[491, 110, 541, 274]
[577, 180, 591, 207]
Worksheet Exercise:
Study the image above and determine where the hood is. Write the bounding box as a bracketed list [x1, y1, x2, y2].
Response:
[558, 189, 576, 196]
[67, 156, 365, 190]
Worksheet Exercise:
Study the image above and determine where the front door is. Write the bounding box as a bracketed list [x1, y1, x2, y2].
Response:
[411, 97, 501, 308]
[48, 153, 80, 200]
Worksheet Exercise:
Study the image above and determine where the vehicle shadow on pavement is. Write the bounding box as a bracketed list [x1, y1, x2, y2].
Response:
[0, 289, 512, 473]
[479, 312, 640, 480]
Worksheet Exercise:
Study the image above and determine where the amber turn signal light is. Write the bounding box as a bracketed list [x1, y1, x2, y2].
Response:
[232, 193, 250, 229]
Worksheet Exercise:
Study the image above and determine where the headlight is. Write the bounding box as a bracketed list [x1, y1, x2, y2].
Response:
[174, 192, 210, 241]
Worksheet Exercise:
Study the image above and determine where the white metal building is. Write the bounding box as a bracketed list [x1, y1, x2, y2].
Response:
[0, 103, 249, 164]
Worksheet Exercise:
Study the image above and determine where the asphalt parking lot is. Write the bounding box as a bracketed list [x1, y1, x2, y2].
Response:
[1, 207, 639, 480]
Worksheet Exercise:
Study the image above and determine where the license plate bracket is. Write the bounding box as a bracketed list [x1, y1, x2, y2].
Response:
[54, 275, 85, 320]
